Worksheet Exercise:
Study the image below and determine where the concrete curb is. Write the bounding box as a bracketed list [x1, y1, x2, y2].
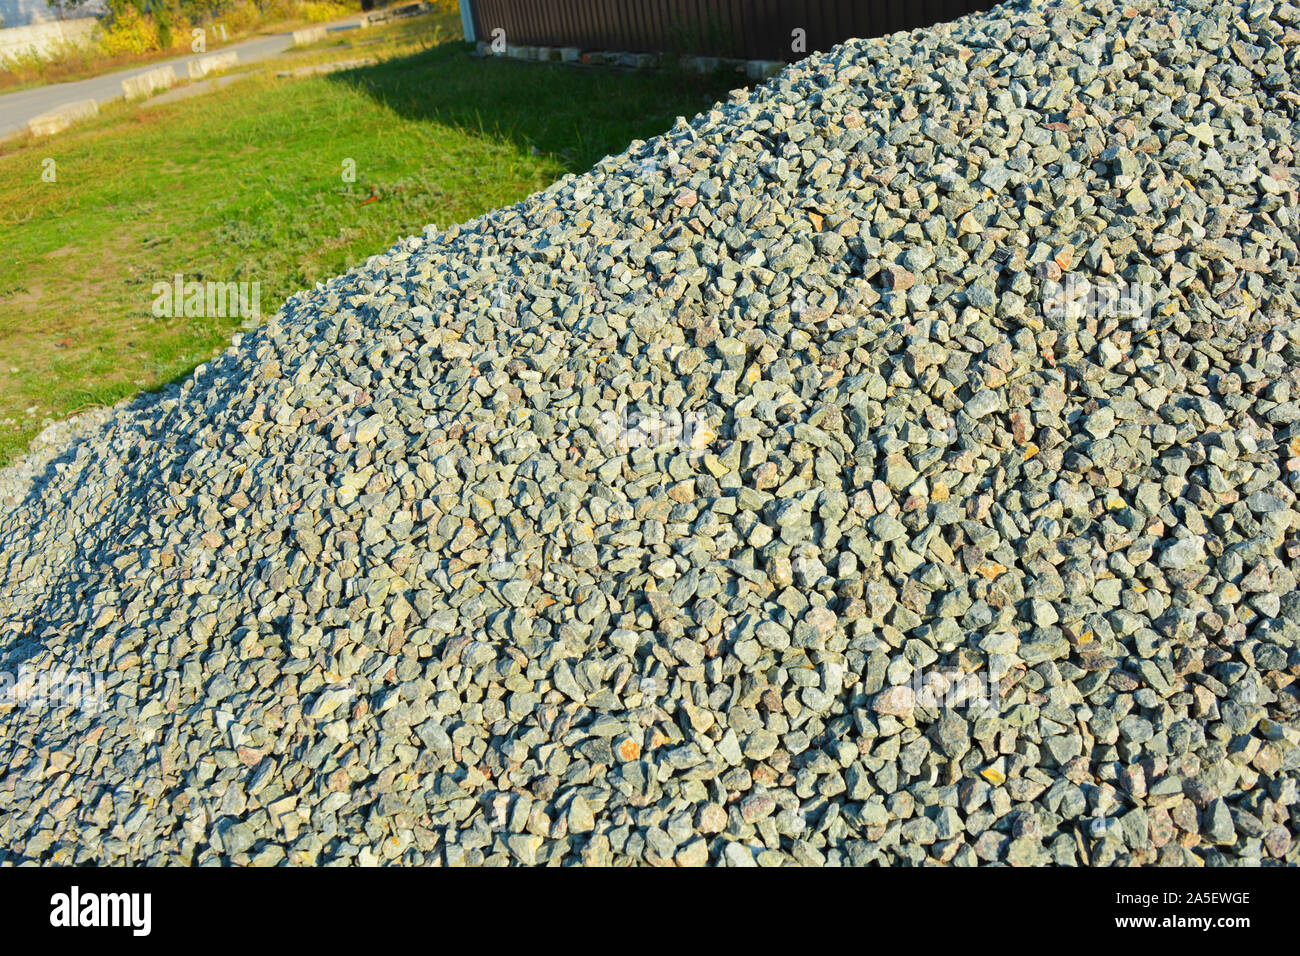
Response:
[27, 98, 98, 137]
[142, 72, 251, 109]
[276, 57, 378, 79]
[291, 26, 328, 47]
[122, 65, 177, 100]
[187, 50, 239, 81]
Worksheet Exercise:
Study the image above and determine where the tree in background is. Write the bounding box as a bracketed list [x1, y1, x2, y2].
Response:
[43, 0, 364, 51]
[48, 0, 250, 32]
[43, 0, 83, 21]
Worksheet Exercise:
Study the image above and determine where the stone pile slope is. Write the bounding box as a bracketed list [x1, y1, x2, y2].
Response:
[1, 0, 1298, 865]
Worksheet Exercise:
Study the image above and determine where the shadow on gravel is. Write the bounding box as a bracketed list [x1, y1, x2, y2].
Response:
[324, 40, 739, 174]
[0, 44, 734, 671]
[0, 385, 181, 675]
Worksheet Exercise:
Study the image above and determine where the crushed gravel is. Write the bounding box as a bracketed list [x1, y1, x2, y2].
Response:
[2, 0, 1299, 865]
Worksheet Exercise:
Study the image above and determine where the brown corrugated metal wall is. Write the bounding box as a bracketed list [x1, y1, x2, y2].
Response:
[467, 0, 1004, 61]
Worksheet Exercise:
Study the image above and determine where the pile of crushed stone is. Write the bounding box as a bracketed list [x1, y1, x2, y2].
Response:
[2, 0, 1298, 866]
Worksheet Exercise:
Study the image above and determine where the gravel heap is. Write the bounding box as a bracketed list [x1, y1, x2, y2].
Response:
[3, 0, 1299, 867]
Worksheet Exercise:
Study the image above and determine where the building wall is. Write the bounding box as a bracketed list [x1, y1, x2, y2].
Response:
[466, 0, 1005, 62]
[0, 14, 99, 61]
[0, 0, 104, 31]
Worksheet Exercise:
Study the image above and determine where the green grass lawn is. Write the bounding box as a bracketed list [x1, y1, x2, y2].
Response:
[0, 10, 738, 466]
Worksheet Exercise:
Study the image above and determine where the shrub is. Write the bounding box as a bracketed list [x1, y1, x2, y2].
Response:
[217, 1, 263, 34]
[97, 6, 163, 56]
[298, 1, 356, 23]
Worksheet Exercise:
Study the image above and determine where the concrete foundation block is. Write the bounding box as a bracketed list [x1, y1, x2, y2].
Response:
[122, 66, 177, 100]
[27, 99, 98, 137]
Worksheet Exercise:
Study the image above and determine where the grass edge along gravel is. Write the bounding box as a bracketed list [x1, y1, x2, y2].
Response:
[0, 16, 738, 468]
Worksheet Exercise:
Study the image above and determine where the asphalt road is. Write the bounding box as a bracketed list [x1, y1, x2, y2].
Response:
[0, 20, 363, 140]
